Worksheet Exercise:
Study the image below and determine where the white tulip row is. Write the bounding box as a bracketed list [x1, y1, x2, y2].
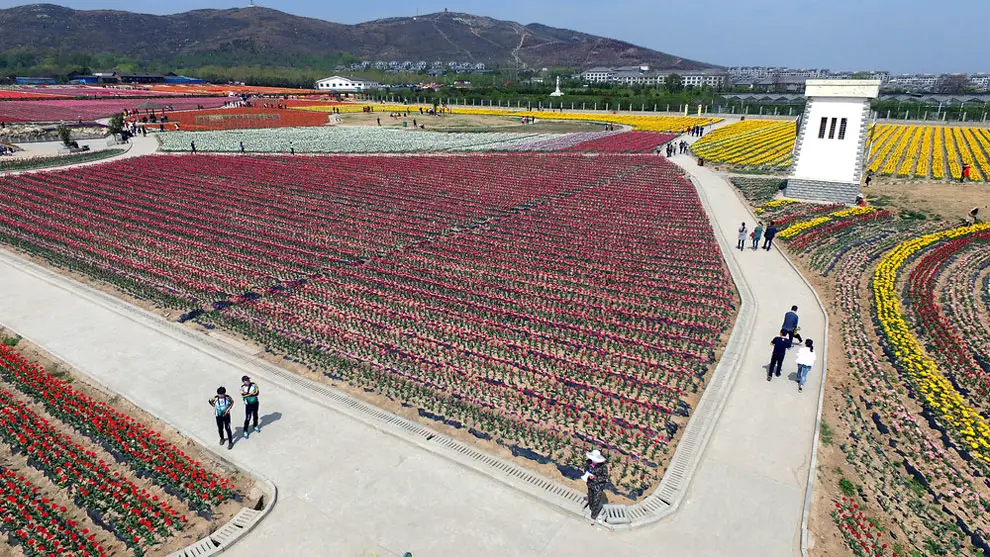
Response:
[159, 127, 571, 154]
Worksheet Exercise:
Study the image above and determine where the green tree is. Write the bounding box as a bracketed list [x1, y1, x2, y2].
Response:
[108, 113, 124, 137]
[57, 125, 72, 146]
[664, 74, 683, 94]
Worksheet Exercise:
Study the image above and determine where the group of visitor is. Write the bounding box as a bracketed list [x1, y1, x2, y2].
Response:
[736, 221, 777, 252]
[209, 376, 263, 450]
[768, 306, 816, 392]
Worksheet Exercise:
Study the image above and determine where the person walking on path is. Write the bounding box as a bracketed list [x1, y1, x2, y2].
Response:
[781, 305, 803, 344]
[795, 339, 815, 392]
[752, 222, 764, 250]
[190, 141, 196, 154]
[961, 163, 971, 183]
[583, 449, 609, 524]
[767, 330, 792, 381]
[737, 222, 748, 251]
[241, 375, 261, 439]
[763, 221, 778, 251]
[210, 387, 235, 450]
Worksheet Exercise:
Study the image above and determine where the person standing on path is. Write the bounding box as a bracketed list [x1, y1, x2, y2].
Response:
[763, 221, 778, 250]
[795, 339, 815, 393]
[752, 222, 764, 250]
[210, 387, 235, 450]
[781, 305, 803, 343]
[767, 330, 792, 381]
[737, 222, 748, 251]
[241, 375, 261, 439]
[583, 449, 609, 524]
[190, 141, 196, 154]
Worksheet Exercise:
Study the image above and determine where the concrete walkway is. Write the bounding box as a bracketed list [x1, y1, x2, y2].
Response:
[0, 150, 825, 557]
[2, 133, 160, 176]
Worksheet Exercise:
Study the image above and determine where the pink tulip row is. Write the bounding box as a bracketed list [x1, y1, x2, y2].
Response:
[0, 97, 227, 123]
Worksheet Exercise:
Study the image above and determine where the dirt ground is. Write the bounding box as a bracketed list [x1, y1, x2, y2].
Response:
[867, 179, 990, 222]
[339, 112, 608, 133]
[0, 330, 255, 557]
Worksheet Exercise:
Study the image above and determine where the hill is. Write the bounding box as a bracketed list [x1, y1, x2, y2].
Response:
[0, 4, 712, 71]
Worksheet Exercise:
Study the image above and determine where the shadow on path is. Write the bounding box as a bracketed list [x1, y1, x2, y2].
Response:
[231, 411, 283, 447]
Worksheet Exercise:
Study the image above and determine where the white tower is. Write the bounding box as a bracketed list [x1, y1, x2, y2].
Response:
[549, 76, 564, 97]
[786, 79, 881, 203]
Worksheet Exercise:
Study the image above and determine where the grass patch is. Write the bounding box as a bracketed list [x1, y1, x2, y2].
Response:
[0, 148, 124, 173]
[839, 477, 857, 497]
[820, 421, 833, 446]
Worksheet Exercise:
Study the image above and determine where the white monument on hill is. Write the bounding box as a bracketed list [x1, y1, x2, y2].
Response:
[786, 79, 881, 203]
[549, 76, 564, 97]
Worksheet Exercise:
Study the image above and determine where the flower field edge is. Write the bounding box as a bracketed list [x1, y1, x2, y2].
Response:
[872, 222, 990, 463]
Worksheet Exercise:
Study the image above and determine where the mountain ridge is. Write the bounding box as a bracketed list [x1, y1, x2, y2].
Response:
[0, 4, 714, 71]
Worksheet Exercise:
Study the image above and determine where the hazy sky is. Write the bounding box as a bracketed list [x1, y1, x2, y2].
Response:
[2, 0, 986, 74]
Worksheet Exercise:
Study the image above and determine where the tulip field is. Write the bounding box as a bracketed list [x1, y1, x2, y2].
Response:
[734, 177, 990, 557]
[0, 342, 242, 555]
[294, 103, 720, 132]
[158, 126, 676, 154]
[690, 119, 796, 169]
[131, 106, 333, 131]
[0, 153, 735, 499]
[696, 119, 990, 182]
[0, 97, 229, 123]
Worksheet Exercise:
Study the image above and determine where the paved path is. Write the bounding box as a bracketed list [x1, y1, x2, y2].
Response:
[0, 149, 825, 557]
[2, 133, 160, 176]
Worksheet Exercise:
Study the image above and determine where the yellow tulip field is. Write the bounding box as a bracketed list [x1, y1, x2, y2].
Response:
[693, 120, 990, 181]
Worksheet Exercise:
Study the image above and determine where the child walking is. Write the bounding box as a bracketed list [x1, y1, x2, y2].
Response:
[795, 339, 816, 392]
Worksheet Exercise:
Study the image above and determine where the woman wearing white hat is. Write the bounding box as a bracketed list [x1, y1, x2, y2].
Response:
[582, 449, 609, 524]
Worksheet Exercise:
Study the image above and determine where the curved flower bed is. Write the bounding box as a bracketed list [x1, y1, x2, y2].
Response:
[730, 185, 989, 555]
[904, 233, 990, 404]
[778, 206, 876, 240]
[872, 223, 990, 463]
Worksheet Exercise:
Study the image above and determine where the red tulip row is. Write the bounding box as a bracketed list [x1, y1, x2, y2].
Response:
[771, 203, 846, 229]
[0, 390, 185, 550]
[565, 131, 677, 153]
[0, 467, 105, 557]
[0, 346, 235, 509]
[905, 231, 990, 397]
[787, 209, 893, 252]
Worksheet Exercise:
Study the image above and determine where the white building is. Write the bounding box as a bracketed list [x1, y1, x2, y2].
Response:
[315, 76, 380, 93]
[580, 65, 727, 88]
[580, 67, 616, 83]
[970, 74, 990, 92]
[884, 74, 939, 92]
[787, 79, 882, 203]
